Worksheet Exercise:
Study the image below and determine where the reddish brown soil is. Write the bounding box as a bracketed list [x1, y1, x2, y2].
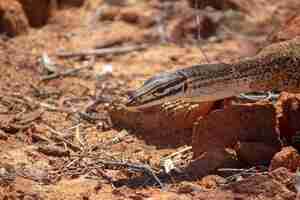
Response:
[1, 0, 300, 199]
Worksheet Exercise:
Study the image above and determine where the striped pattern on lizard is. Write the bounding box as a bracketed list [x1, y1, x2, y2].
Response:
[126, 37, 300, 109]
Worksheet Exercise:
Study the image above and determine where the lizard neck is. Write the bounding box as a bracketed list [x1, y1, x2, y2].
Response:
[180, 62, 254, 102]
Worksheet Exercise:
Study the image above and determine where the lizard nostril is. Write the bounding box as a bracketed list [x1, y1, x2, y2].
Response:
[126, 90, 135, 97]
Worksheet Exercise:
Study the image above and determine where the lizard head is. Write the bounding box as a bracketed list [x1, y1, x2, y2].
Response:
[126, 71, 187, 109]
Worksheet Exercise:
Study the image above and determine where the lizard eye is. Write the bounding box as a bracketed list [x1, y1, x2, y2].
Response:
[157, 87, 166, 93]
[153, 87, 166, 96]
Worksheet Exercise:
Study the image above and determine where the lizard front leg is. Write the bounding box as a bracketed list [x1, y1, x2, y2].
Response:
[160, 100, 214, 128]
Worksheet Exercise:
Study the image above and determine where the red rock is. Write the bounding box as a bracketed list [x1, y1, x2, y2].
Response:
[268, 15, 300, 43]
[189, 0, 300, 33]
[199, 175, 226, 189]
[99, 6, 120, 21]
[0, 0, 29, 36]
[222, 174, 295, 199]
[186, 148, 241, 178]
[192, 103, 279, 157]
[193, 172, 296, 199]
[177, 181, 203, 193]
[168, 12, 217, 42]
[235, 142, 280, 166]
[99, 6, 156, 28]
[119, 7, 156, 28]
[269, 167, 296, 192]
[277, 92, 300, 143]
[269, 146, 300, 172]
[17, 0, 50, 27]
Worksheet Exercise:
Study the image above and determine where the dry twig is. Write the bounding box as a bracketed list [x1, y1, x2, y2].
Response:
[218, 167, 268, 183]
[44, 125, 82, 152]
[40, 57, 95, 81]
[55, 44, 148, 58]
[94, 160, 165, 189]
[37, 144, 70, 157]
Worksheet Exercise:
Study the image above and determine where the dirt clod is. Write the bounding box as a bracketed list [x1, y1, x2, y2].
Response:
[17, 0, 50, 27]
[178, 181, 203, 193]
[269, 146, 300, 172]
[199, 175, 226, 189]
[269, 15, 300, 43]
[0, 0, 29, 36]
[0, 129, 8, 140]
[119, 7, 157, 28]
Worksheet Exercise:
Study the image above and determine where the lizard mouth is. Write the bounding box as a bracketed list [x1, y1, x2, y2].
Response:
[125, 94, 163, 109]
[126, 95, 137, 107]
[125, 96, 152, 108]
[125, 87, 153, 107]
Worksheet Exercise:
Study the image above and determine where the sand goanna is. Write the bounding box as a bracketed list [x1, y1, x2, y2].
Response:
[126, 37, 300, 109]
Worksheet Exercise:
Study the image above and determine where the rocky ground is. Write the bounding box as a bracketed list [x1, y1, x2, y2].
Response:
[1, 0, 300, 199]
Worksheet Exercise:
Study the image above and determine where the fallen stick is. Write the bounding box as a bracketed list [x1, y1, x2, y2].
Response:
[37, 144, 70, 157]
[41, 52, 57, 73]
[163, 146, 192, 159]
[40, 63, 93, 81]
[160, 146, 192, 174]
[55, 44, 149, 58]
[22, 96, 73, 114]
[218, 167, 268, 183]
[40, 57, 95, 81]
[44, 125, 82, 152]
[95, 160, 164, 189]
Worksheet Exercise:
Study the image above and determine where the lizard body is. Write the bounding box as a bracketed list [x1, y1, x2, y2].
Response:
[127, 37, 300, 109]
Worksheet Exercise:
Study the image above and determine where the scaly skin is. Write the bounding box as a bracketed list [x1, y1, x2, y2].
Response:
[126, 37, 300, 109]
[239, 36, 300, 92]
